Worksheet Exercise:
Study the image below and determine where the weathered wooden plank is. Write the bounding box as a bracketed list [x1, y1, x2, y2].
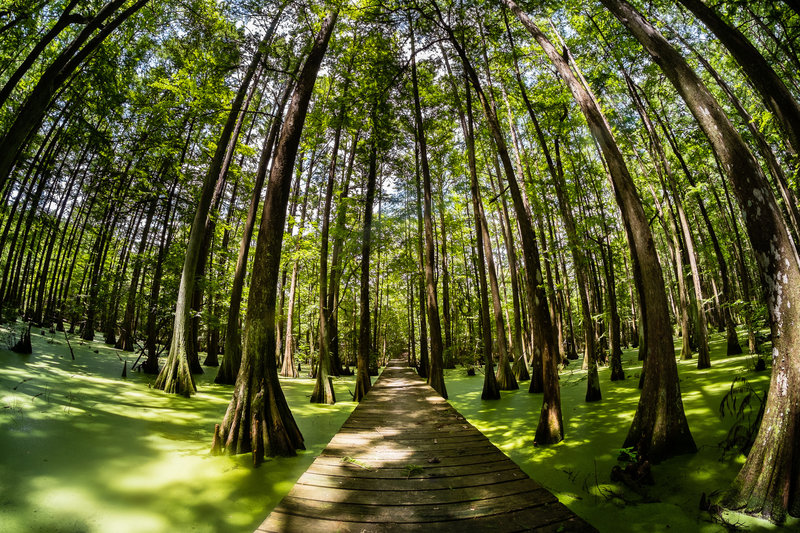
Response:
[298, 465, 530, 489]
[321, 438, 498, 455]
[318, 443, 499, 461]
[311, 450, 512, 469]
[330, 432, 488, 445]
[258, 503, 586, 533]
[274, 488, 557, 522]
[289, 477, 539, 505]
[308, 456, 517, 477]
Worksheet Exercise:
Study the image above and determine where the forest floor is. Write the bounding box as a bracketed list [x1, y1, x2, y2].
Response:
[0, 322, 796, 533]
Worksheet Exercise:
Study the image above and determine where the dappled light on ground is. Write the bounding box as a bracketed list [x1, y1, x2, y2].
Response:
[0, 326, 359, 533]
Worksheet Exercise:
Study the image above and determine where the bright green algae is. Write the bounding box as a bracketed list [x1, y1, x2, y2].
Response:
[0, 327, 359, 533]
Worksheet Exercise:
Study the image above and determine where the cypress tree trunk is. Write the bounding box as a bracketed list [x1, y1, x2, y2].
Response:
[0, 0, 83, 109]
[155, 39, 262, 395]
[311, 101, 347, 404]
[411, 25, 446, 399]
[217, 74, 294, 384]
[677, 0, 800, 160]
[0, 0, 148, 192]
[408, 140, 430, 379]
[437, 186, 454, 368]
[601, 0, 800, 518]
[626, 74, 711, 368]
[212, 10, 336, 462]
[439, 9, 561, 442]
[650, 104, 742, 355]
[327, 131, 358, 376]
[354, 129, 378, 402]
[481, 192, 517, 391]
[118, 195, 156, 351]
[505, 0, 694, 456]
[280, 156, 315, 379]
[499, 17, 533, 379]
[142, 182, 178, 374]
[551, 137, 601, 401]
[461, 78, 500, 400]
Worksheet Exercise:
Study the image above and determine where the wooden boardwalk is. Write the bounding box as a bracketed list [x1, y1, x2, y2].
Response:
[257, 359, 596, 532]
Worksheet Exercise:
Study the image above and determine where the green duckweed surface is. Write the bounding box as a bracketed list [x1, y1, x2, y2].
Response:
[0, 327, 360, 533]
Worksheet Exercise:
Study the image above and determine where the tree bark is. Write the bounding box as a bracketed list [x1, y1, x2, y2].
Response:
[462, 76, 500, 400]
[118, 195, 157, 351]
[601, 0, 799, 518]
[213, 10, 336, 463]
[217, 77, 294, 384]
[438, 5, 561, 442]
[312, 97, 348, 405]
[0, 0, 148, 193]
[355, 128, 378, 402]
[328, 130, 359, 376]
[677, 0, 800, 161]
[0, 0, 83, 109]
[505, 0, 694, 457]
[411, 25, 446, 399]
[155, 37, 262, 396]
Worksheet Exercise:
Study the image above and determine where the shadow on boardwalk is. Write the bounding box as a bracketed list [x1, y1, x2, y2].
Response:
[257, 359, 597, 532]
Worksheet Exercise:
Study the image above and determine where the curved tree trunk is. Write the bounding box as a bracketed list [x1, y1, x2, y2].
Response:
[354, 130, 378, 402]
[155, 38, 263, 395]
[327, 131, 359, 376]
[461, 77, 500, 400]
[600, 0, 799, 519]
[312, 101, 347, 405]
[118, 195, 157, 351]
[212, 9, 336, 463]
[438, 7, 561, 443]
[414, 148, 429, 380]
[0, 0, 148, 192]
[505, 0, 694, 457]
[677, 0, 800, 161]
[217, 78, 293, 384]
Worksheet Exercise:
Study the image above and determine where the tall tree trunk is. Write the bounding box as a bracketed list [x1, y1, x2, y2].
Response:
[461, 80, 500, 400]
[312, 99, 347, 404]
[142, 184, 177, 374]
[281, 156, 315, 378]
[437, 185, 454, 368]
[218, 73, 295, 384]
[411, 25, 446, 399]
[354, 126, 378, 402]
[212, 10, 336, 463]
[504, 0, 694, 457]
[0, 0, 148, 192]
[625, 73, 711, 368]
[677, 0, 800, 161]
[550, 136, 601, 401]
[155, 38, 262, 396]
[328, 130, 359, 376]
[601, 0, 800, 519]
[649, 100, 742, 355]
[438, 6, 561, 442]
[118, 195, 157, 351]
[414, 143, 429, 379]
